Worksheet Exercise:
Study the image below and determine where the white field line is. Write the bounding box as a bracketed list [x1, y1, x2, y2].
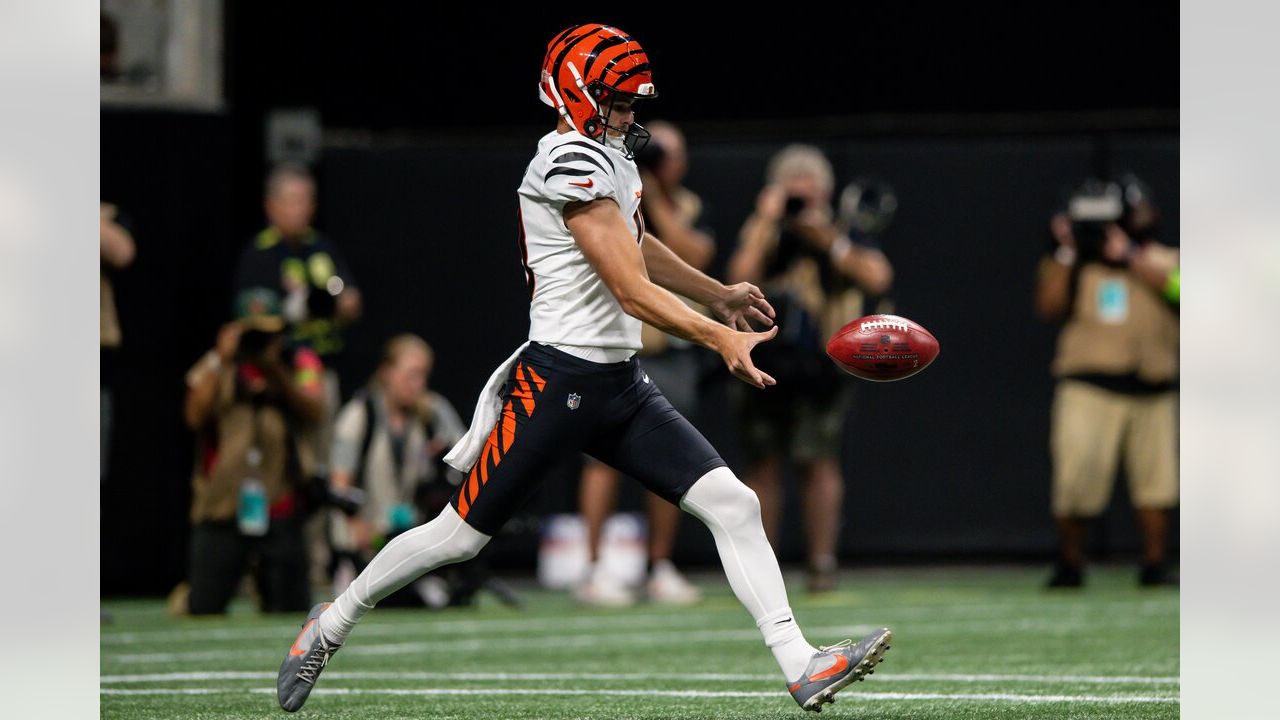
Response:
[99, 670, 1181, 686]
[101, 617, 1168, 664]
[98, 686, 1179, 704]
[99, 611, 717, 645]
[103, 625, 872, 663]
[100, 597, 1176, 646]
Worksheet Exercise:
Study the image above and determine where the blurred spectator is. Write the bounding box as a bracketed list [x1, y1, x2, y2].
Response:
[235, 162, 362, 586]
[177, 288, 326, 614]
[328, 335, 475, 607]
[234, 162, 361, 446]
[574, 121, 712, 607]
[100, 202, 135, 481]
[1036, 177, 1179, 588]
[729, 145, 893, 592]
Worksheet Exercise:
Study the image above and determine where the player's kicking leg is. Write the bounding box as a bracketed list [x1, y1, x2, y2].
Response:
[678, 467, 891, 712]
[277, 349, 577, 712]
[592, 371, 892, 712]
[275, 504, 491, 711]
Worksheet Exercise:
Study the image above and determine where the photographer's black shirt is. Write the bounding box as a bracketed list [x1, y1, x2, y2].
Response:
[234, 227, 357, 358]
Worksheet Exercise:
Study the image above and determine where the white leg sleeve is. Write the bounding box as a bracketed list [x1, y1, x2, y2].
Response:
[319, 504, 490, 643]
[681, 466, 816, 680]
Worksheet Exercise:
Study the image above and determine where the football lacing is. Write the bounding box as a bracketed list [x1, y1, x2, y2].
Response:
[859, 319, 910, 333]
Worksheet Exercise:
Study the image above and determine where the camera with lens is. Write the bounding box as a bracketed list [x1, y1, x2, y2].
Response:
[1066, 179, 1127, 264]
[782, 195, 806, 220]
[237, 328, 283, 362]
[303, 474, 365, 517]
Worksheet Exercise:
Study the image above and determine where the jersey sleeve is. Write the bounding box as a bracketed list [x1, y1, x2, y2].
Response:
[538, 141, 620, 209]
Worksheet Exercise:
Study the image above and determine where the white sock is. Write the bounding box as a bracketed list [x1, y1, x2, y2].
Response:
[758, 607, 816, 681]
[318, 504, 490, 645]
[680, 467, 818, 681]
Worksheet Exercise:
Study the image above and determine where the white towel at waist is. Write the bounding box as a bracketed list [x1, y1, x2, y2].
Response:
[443, 341, 530, 473]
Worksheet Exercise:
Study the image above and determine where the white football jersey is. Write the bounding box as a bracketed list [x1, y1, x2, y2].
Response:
[516, 129, 646, 353]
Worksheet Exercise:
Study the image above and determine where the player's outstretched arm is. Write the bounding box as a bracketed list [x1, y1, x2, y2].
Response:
[565, 198, 778, 388]
[641, 233, 776, 332]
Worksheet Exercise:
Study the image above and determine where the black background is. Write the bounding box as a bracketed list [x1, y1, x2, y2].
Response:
[101, 6, 1179, 594]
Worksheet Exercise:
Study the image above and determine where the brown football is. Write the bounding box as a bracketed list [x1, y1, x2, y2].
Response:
[826, 314, 940, 382]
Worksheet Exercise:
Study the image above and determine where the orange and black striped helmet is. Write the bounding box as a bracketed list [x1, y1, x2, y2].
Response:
[539, 24, 657, 158]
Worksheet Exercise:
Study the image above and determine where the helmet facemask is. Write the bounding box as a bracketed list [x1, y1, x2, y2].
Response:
[586, 81, 652, 161]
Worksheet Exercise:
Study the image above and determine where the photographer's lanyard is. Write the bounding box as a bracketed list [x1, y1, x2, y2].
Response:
[237, 400, 269, 537]
[385, 410, 415, 533]
[389, 424, 407, 488]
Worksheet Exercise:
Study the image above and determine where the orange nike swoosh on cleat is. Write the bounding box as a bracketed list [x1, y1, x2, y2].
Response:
[569, 178, 594, 188]
[788, 682, 802, 693]
[808, 655, 850, 682]
[289, 620, 315, 656]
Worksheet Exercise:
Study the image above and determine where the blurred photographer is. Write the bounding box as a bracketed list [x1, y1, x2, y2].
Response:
[235, 162, 362, 584]
[328, 335, 474, 607]
[574, 121, 713, 606]
[179, 288, 327, 614]
[729, 145, 893, 592]
[1036, 177, 1179, 588]
[235, 163, 361, 446]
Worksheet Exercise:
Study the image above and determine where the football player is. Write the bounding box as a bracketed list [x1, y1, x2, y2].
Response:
[277, 23, 891, 713]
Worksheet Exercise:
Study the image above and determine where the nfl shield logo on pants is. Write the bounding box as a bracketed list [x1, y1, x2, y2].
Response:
[566, 393, 581, 410]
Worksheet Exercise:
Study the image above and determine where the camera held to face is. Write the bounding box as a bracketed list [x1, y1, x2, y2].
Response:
[1066, 179, 1128, 265]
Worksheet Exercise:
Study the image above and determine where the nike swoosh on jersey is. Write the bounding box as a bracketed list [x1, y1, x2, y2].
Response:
[569, 178, 594, 188]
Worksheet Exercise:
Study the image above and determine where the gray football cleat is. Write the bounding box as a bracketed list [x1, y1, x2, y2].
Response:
[787, 627, 892, 712]
[277, 602, 341, 712]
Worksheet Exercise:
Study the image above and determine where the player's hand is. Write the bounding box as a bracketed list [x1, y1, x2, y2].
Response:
[716, 325, 779, 389]
[711, 282, 776, 331]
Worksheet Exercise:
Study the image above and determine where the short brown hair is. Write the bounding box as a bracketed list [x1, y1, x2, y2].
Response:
[264, 162, 315, 198]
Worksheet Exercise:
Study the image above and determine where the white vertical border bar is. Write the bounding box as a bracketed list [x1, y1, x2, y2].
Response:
[0, 2, 101, 719]
[1181, 2, 1280, 719]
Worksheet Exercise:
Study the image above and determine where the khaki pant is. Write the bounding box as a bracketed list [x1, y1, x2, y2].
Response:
[1050, 380, 1178, 517]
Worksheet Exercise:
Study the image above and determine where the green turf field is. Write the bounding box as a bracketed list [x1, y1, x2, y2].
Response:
[100, 565, 1177, 719]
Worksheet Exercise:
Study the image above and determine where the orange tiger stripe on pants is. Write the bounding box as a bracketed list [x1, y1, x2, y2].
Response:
[458, 362, 543, 521]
